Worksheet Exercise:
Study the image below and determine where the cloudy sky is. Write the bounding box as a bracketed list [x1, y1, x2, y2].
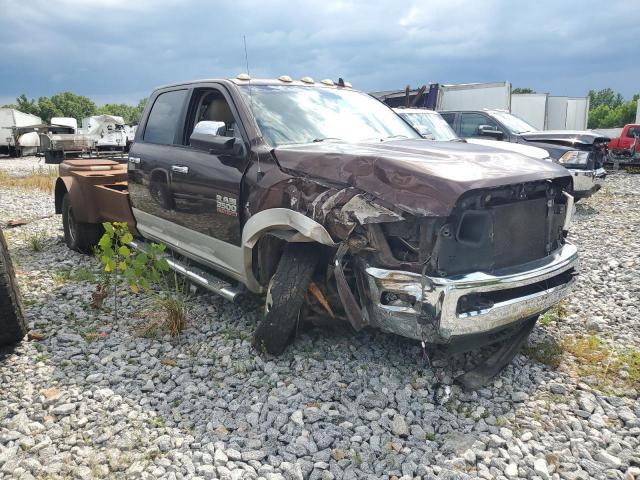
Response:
[1, 0, 638, 106]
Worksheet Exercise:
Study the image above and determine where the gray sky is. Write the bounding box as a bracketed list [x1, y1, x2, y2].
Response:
[1, 0, 638, 106]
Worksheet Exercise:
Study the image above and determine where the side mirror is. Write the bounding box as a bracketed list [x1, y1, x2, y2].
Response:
[478, 124, 503, 139]
[190, 121, 239, 155]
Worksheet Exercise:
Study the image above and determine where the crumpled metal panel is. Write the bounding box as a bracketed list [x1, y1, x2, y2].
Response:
[273, 139, 571, 217]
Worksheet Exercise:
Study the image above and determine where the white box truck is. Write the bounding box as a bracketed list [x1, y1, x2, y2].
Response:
[510, 93, 549, 130]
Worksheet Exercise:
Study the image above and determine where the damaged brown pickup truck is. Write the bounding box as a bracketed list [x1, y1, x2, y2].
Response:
[53, 76, 578, 387]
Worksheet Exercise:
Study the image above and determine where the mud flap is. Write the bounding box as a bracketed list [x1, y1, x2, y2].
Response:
[454, 316, 538, 391]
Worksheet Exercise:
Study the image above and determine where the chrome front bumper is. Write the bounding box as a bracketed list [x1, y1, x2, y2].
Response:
[361, 243, 578, 342]
[570, 167, 606, 198]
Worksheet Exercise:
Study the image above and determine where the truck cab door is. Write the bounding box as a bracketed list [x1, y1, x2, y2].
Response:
[128, 84, 248, 281]
[459, 112, 503, 140]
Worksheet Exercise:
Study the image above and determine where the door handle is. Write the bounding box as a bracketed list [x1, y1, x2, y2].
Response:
[171, 165, 189, 174]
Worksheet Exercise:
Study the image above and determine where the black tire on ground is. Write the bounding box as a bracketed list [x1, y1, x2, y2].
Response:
[253, 242, 319, 355]
[61, 194, 103, 254]
[0, 226, 27, 346]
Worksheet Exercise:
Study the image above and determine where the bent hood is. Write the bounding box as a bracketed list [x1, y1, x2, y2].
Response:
[520, 130, 610, 146]
[273, 139, 571, 217]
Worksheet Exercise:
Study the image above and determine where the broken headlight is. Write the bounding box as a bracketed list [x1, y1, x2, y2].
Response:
[559, 150, 589, 166]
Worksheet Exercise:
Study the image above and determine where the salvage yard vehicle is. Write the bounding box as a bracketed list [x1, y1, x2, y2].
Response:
[39, 119, 96, 164]
[0, 108, 42, 157]
[394, 108, 552, 160]
[607, 123, 639, 165]
[0, 225, 27, 347]
[440, 109, 608, 199]
[80, 115, 127, 151]
[54, 76, 579, 387]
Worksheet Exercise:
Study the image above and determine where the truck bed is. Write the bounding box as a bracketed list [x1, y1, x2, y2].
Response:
[58, 158, 137, 232]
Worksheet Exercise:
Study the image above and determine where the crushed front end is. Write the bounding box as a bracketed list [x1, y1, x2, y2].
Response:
[327, 177, 578, 344]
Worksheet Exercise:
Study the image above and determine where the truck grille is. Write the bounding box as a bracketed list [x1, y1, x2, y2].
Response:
[377, 179, 570, 276]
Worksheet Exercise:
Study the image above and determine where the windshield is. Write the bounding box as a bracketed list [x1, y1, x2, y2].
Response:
[488, 111, 538, 134]
[398, 111, 458, 141]
[238, 85, 419, 147]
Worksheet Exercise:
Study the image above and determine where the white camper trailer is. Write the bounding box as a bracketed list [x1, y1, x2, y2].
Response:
[80, 115, 127, 151]
[0, 108, 43, 156]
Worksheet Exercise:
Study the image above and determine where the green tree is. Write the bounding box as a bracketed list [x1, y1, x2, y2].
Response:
[47, 92, 97, 123]
[588, 88, 623, 111]
[512, 87, 535, 94]
[97, 98, 146, 124]
[15, 94, 39, 116]
[35, 97, 63, 123]
[588, 95, 638, 129]
[588, 104, 610, 129]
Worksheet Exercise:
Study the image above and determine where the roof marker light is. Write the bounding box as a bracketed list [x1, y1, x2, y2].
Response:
[300, 76, 315, 84]
[236, 73, 251, 80]
[278, 75, 293, 82]
[320, 78, 334, 86]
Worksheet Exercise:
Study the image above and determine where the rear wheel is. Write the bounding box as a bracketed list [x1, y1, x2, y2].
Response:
[0, 226, 27, 346]
[253, 243, 319, 355]
[62, 194, 103, 254]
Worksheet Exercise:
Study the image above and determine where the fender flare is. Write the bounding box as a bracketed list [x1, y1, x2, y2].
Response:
[54, 176, 100, 223]
[241, 208, 337, 292]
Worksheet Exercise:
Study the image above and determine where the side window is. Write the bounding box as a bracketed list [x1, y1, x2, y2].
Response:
[459, 113, 498, 137]
[186, 89, 239, 144]
[143, 90, 188, 145]
[626, 127, 639, 138]
[440, 112, 455, 128]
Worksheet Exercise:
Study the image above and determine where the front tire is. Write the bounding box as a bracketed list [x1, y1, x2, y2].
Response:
[0, 226, 27, 346]
[253, 243, 319, 355]
[62, 194, 103, 254]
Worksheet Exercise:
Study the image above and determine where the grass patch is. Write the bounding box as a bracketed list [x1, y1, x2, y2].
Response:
[135, 292, 189, 338]
[26, 231, 47, 252]
[527, 333, 640, 393]
[0, 166, 58, 193]
[540, 300, 569, 327]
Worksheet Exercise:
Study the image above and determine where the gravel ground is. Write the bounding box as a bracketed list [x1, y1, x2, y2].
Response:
[0, 156, 639, 480]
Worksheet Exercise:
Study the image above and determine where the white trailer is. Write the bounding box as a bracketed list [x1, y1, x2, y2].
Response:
[0, 108, 42, 156]
[510, 94, 548, 130]
[51, 117, 78, 133]
[510, 95, 589, 130]
[435, 82, 511, 112]
[546, 97, 568, 130]
[565, 97, 590, 130]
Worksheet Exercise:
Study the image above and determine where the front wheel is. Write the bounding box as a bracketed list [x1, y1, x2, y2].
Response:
[61, 194, 103, 254]
[253, 243, 319, 355]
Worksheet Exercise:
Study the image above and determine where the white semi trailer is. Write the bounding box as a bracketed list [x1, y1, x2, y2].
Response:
[0, 108, 43, 156]
[435, 81, 512, 111]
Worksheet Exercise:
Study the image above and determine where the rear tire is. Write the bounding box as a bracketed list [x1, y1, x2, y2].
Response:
[62, 194, 103, 254]
[0, 226, 27, 346]
[253, 243, 319, 355]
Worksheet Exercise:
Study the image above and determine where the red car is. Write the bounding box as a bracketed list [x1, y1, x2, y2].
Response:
[608, 124, 639, 162]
